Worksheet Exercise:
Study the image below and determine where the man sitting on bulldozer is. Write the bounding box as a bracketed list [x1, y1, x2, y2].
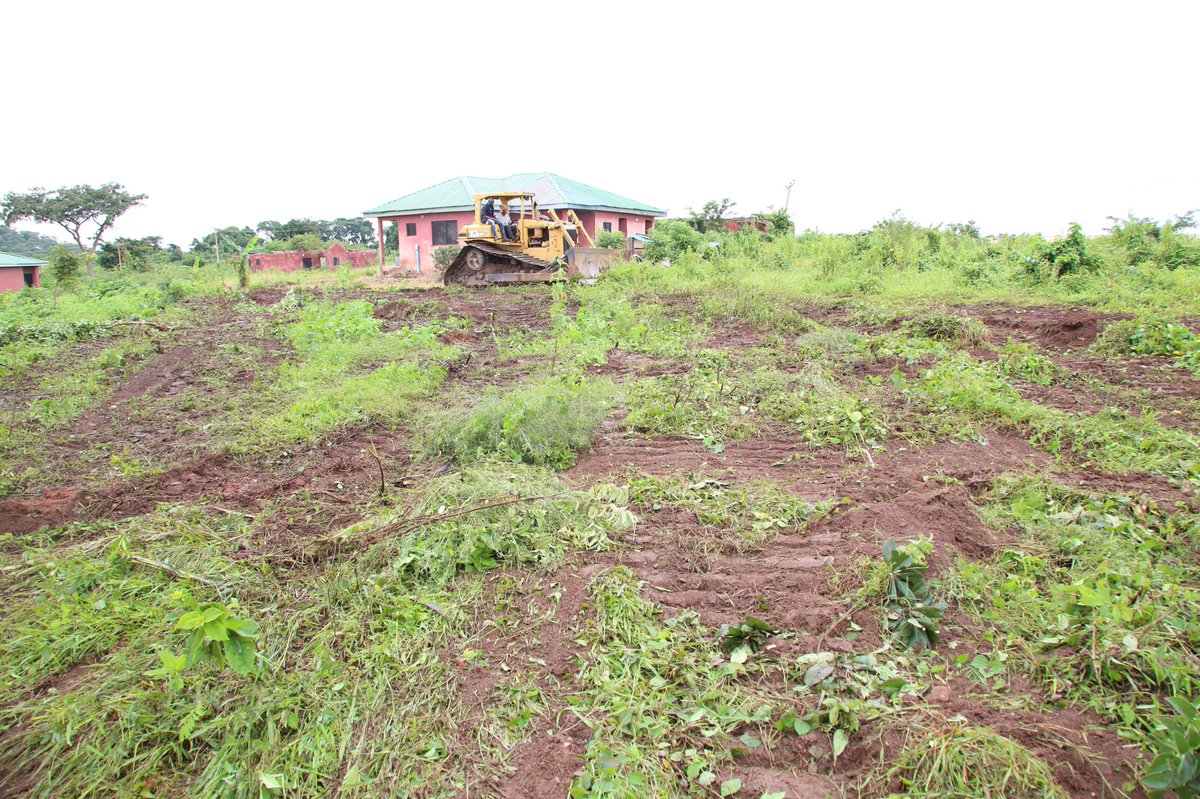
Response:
[495, 205, 516, 241]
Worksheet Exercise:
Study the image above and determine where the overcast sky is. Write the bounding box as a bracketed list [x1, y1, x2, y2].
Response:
[5, 0, 1197, 247]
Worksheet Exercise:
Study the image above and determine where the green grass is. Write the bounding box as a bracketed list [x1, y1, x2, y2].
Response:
[0, 463, 638, 797]
[570, 566, 772, 798]
[944, 477, 1200, 742]
[238, 301, 462, 447]
[912, 353, 1200, 480]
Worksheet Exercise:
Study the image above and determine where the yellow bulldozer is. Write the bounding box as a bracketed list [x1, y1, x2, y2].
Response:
[442, 192, 622, 287]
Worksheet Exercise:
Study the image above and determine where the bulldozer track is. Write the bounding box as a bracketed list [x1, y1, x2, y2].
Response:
[443, 242, 560, 286]
[468, 243, 559, 271]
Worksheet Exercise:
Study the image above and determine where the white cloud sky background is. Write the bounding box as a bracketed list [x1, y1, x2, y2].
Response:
[4, 0, 1197, 247]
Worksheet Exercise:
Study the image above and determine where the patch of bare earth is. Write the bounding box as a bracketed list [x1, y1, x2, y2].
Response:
[960, 305, 1131, 352]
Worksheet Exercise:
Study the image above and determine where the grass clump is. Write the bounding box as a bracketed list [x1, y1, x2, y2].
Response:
[499, 290, 701, 367]
[1097, 317, 1200, 373]
[997, 340, 1057, 386]
[886, 724, 1068, 798]
[622, 352, 758, 446]
[571, 566, 771, 798]
[901, 312, 989, 347]
[419, 376, 614, 469]
[627, 475, 833, 553]
[761, 367, 888, 453]
[624, 356, 886, 455]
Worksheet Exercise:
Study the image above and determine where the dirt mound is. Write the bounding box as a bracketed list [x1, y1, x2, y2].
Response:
[0, 489, 83, 535]
[964, 306, 1131, 351]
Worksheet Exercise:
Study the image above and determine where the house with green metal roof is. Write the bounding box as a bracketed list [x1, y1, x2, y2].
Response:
[363, 173, 664, 273]
[0, 251, 45, 291]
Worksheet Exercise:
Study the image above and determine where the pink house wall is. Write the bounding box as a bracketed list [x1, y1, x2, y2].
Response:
[574, 212, 654, 241]
[0, 266, 39, 292]
[382, 211, 477, 272]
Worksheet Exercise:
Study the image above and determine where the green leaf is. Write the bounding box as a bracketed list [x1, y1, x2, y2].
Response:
[719, 778, 742, 797]
[204, 619, 230, 642]
[793, 718, 812, 736]
[832, 728, 850, 758]
[158, 650, 186, 673]
[177, 610, 207, 630]
[223, 634, 256, 675]
[183, 628, 207, 667]
[761, 793, 786, 799]
[225, 617, 260, 639]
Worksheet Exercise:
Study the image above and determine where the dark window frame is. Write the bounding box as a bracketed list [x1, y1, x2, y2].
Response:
[405, 223, 417, 236]
[431, 220, 458, 246]
[602, 221, 613, 232]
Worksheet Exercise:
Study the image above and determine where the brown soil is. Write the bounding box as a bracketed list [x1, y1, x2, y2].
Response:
[961, 305, 1131, 352]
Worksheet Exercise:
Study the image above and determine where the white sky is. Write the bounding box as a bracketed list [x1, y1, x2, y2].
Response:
[4, 0, 1197, 247]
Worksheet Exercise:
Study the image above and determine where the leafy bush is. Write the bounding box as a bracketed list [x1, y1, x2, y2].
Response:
[48, 245, 83, 288]
[644, 220, 705, 262]
[432, 245, 460, 271]
[1144, 696, 1200, 798]
[167, 594, 260, 676]
[1098, 318, 1199, 373]
[1038, 222, 1099, 278]
[865, 538, 946, 650]
[596, 230, 626, 249]
[420, 377, 614, 468]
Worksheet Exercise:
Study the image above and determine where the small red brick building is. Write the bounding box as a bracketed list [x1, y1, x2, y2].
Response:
[363, 173, 666, 273]
[0, 252, 45, 292]
[249, 241, 375, 273]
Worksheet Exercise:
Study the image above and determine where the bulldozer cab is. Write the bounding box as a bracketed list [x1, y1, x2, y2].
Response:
[458, 192, 575, 259]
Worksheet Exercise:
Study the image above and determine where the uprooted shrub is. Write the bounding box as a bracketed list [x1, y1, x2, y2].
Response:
[419, 377, 615, 468]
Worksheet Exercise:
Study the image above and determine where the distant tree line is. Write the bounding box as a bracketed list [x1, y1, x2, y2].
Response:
[0, 226, 62, 257]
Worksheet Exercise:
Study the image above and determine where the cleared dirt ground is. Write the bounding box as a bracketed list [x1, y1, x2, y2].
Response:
[1, 284, 1196, 799]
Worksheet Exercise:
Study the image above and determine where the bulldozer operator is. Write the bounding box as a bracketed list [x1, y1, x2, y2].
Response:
[480, 198, 516, 242]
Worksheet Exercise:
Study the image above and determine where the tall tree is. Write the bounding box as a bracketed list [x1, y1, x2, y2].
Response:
[328, 217, 375, 247]
[97, 236, 163, 271]
[2, 183, 147, 276]
[685, 198, 736, 233]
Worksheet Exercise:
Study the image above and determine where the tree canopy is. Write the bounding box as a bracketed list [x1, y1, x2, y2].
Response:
[2, 184, 146, 275]
[256, 217, 375, 247]
[191, 226, 258, 255]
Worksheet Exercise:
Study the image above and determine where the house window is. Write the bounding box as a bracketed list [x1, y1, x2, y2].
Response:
[333, 257, 340, 266]
[302, 257, 313, 270]
[406, 223, 417, 236]
[23, 269, 35, 287]
[602, 222, 613, 232]
[431, 221, 458, 246]
[255, 258, 262, 267]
